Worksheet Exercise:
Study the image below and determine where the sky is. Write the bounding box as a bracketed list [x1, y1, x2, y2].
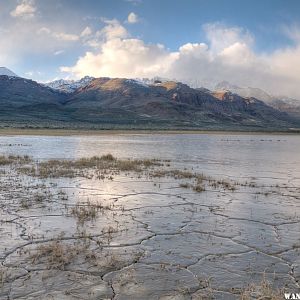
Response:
[1, 0, 300, 98]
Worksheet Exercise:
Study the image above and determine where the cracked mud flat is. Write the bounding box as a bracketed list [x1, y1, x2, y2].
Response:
[0, 133, 299, 299]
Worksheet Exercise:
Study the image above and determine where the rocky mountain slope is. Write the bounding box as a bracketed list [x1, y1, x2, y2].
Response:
[0, 75, 299, 130]
[215, 81, 300, 118]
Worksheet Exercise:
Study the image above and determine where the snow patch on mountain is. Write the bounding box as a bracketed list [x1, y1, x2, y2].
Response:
[45, 76, 94, 93]
[214, 80, 300, 117]
[215, 81, 274, 102]
[0, 67, 18, 77]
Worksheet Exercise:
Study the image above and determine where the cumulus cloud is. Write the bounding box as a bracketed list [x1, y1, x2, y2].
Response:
[99, 19, 128, 40]
[203, 23, 253, 53]
[10, 0, 37, 19]
[61, 39, 176, 77]
[59, 22, 300, 99]
[127, 12, 139, 24]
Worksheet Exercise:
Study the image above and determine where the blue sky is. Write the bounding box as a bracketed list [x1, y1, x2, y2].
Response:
[1, 0, 300, 97]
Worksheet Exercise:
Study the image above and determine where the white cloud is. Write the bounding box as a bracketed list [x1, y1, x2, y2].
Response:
[61, 38, 175, 77]
[53, 32, 79, 41]
[125, 0, 142, 5]
[37, 27, 51, 35]
[203, 23, 253, 54]
[127, 12, 139, 24]
[10, 0, 36, 19]
[219, 42, 256, 66]
[81, 26, 92, 37]
[24, 70, 42, 77]
[58, 22, 300, 99]
[281, 24, 300, 43]
[54, 50, 64, 56]
[37, 27, 79, 42]
[62, 23, 256, 81]
[99, 19, 128, 40]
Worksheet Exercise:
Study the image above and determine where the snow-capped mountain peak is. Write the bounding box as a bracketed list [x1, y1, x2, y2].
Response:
[45, 76, 94, 93]
[214, 81, 275, 103]
[0, 67, 18, 77]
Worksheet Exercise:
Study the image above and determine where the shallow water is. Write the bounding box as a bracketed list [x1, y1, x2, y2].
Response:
[0, 133, 299, 299]
[1, 133, 300, 176]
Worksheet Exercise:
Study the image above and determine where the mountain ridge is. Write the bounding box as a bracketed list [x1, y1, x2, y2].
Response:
[0, 73, 299, 131]
[45, 76, 94, 93]
[215, 81, 300, 118]
[0, 67, 18, 77]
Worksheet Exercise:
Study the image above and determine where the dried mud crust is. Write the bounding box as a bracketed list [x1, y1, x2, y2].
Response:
[0, 154, 299, 299]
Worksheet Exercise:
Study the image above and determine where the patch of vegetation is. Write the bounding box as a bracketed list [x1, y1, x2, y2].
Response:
[0, 155, 32, 165]
[19, 154, 162, 178]
[14, 154, 247, 194]
[70, 202, 98, 224]
[0, 266, 6, 288]
[153, 169, 238, 192]
[33, 191, 50, 203]
[179, 183, 191, 189]
[239, 277, 283, 300]
[192, 184, 206, 193]
[31, 240, 89, 270]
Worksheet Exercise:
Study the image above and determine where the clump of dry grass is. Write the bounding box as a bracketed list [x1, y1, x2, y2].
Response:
[151, 169, 196, 179]
[70, 202, 98, 224]
[179, 183, 191, 189]
[155, 169, 238, 193]
[101, 226, 119, 245]
[33, 191, 50, 203]
[70, 200, 113, 225]
[0, 155, 32, 165]
[209, 179, 237, 191]
[31, 241, 73, 269]
[14, 153, 243, 195]
[193, 184, 206, 193]
[31, 240, 89, 270]
[18, 154, 162, 178]
[0, 266, 6, 288]
[17, 166, 35, 175]
[19, 188, 53, 209]
[239, 277, 283, 300]
[100, 153, 115, 161]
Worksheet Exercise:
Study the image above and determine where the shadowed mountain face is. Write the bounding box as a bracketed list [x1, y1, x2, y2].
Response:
[0, 76, 66, 108]
[0, 76, 299, 130]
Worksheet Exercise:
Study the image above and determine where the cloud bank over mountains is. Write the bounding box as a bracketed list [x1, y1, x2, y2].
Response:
[61, 20, 300, 98]
[2, 0, 300, 99]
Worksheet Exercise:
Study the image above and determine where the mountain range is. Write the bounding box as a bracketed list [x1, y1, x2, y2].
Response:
[215, 81, 300, 118]
[0, 67, 300, 131]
